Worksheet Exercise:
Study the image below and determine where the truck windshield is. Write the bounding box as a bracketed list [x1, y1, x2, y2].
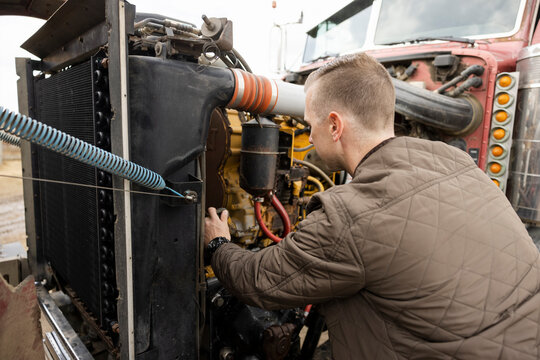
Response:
[374, 0, 523, 45]
[303, 0, 373, 64]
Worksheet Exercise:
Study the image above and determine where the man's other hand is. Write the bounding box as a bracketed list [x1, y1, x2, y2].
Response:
[204, 207, 231, 248]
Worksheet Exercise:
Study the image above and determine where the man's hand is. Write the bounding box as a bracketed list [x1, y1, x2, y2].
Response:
[204, 207, 231, 248]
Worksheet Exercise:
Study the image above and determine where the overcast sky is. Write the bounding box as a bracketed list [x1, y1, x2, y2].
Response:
[0, 0, 350, 112]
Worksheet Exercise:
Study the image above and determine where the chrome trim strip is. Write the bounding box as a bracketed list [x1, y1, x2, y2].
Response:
[518, 44, 540, 61]
[45, 332, 71, 360]
[518, 83, 540, 89]
[37, 285, 93, 360]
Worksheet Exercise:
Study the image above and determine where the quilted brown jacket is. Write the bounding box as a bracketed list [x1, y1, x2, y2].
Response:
[213, 136, 540, 359]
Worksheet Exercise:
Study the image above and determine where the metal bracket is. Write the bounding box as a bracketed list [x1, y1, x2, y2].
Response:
[161, 175, 203, 206]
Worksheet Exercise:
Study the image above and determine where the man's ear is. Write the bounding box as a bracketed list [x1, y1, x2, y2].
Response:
[328, 111, 344, 142]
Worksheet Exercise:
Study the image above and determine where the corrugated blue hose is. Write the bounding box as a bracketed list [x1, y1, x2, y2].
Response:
[0, 106, 183, 198]
[0, 130, 20, 147]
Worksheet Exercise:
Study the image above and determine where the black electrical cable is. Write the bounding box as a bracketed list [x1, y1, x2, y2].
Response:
[232, 48, 252, 73]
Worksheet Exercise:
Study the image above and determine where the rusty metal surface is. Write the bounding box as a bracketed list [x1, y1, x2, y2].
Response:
[63, 285, 118, 356]
[0, 0, 64, 19]
[40, 22, 109, 72]
[0, 276, 44, 360]
[205, 108, 231, 209]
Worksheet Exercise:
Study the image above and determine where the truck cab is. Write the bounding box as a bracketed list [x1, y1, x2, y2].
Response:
[289, 0, 540, 244]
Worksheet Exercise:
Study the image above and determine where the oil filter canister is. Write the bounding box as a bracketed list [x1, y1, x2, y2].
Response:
[239, 118, 280, 196]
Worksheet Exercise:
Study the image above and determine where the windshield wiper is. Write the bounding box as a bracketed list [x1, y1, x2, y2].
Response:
[308, 52, 339, 64]
[382, 36, 475, 46]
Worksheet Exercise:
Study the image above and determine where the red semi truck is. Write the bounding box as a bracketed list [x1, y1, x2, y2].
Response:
[286, 0, 540, 243]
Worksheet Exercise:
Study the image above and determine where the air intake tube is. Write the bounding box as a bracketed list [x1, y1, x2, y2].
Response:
[225, 69, 483, 136]
[393, 78, 483, 136]
[227, 69, 305, 118]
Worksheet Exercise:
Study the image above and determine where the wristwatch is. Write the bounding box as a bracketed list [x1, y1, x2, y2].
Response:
[205, 236, 230, 264]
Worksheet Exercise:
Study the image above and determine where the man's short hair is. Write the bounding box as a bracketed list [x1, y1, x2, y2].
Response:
[304, 53, 395, 131]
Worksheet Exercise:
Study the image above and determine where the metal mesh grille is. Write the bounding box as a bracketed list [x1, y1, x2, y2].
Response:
[33, 59, 102, 322]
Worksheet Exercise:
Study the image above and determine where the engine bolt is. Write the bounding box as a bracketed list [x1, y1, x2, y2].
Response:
[202, 15, 214, 30]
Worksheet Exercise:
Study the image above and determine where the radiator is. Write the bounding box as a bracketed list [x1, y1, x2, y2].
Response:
[33, 55, 117, 328]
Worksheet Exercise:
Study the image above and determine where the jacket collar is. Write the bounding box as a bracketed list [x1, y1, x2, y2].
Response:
[353, 137, 396, 177]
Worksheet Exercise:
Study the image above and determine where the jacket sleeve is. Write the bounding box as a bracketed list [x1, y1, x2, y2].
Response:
[211, 193, 366, 310]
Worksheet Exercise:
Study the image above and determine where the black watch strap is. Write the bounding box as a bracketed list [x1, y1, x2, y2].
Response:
[205, 236, 230, 264]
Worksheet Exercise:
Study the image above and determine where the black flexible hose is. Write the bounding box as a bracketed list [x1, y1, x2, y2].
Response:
[436, 64, 484, 94]
[393, 78, 483, 135]
[446, 76, 483, 97]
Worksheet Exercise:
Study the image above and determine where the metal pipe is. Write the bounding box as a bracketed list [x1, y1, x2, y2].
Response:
[293, 144, 314, 152]
[134, 17, 199, 34]
[293, 158, 335, 187]
[135, 18, 165, 28]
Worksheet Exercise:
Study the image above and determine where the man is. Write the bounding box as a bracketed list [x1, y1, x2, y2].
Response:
[205, 53, 540, 359]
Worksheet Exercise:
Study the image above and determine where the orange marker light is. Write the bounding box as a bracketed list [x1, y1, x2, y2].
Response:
[492, 145, 504, 157]
[495, 111, 508, 123]
[492, 179, 500, 187]
[498, 75, 512, 88]
[491, 145, 504, 157]
[497, 93, 510, 105]
[493, 128, 506, 140]
[490, 162, 502, 174]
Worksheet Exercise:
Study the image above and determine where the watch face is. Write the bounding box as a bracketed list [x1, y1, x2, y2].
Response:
[205, 237, 229, 265]
[212, 237, 228, 250]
